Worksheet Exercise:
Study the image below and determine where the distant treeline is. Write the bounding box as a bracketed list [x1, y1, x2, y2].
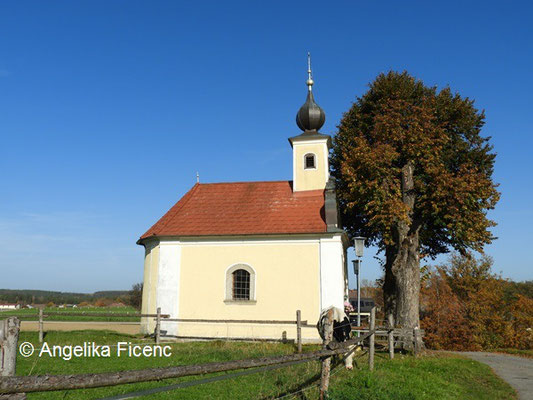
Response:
[0, 289, 129, 305]
[420, 255, 533, 350]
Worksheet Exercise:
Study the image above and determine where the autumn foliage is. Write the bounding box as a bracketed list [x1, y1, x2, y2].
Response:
[420, 254, 532, 350]
[332, 71, 499, 254]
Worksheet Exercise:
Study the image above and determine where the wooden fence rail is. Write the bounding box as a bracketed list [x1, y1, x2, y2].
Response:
[353, 329, 425, 337]
[163, 318, 306, 325]
[16, 312, 170, 318]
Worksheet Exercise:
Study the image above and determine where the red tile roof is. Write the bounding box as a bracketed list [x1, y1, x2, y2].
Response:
[139, 181, 326, 239]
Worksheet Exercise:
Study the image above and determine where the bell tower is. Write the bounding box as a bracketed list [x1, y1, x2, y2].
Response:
[289, 53, 331, 192]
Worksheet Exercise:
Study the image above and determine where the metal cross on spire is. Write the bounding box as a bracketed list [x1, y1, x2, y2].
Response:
[306, 52, 314, 91]
[295, 52, 325, 132]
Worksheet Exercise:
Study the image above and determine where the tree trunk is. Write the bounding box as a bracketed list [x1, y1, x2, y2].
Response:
[391, 231, 421, 346]
[383, 245, 397, 316]
[383, 161, 423, 350]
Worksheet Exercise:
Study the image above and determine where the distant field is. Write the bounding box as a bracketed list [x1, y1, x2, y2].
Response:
[0, 288, 129, 305]
[11, 330, 516, 400]
[0, 306, 140, 322]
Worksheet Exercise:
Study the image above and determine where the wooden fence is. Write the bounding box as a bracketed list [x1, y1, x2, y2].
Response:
[14, 308, 308, 347]
[352, 313, 425, 357]
[0, 307, 423, 399]
[162, 310, 308, 349]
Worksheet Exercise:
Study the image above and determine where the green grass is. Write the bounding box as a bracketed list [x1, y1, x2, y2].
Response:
[1, 306, 140, 322]
[490, 348, 533, 358]
[12, 331, 516, 399]
[327, 352, 516, 400]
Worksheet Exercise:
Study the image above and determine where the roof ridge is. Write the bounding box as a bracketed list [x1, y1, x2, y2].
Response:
[157, 183, 200, 233]
[141, 183, 200, 238]
[197, 180, 292, 186]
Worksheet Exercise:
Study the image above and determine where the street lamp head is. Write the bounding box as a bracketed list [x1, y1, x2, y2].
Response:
[352, 259, 360, 275]
[354, 236, 366, 258]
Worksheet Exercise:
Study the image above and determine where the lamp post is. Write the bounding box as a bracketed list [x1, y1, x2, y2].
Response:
[353, 236, 366, 335]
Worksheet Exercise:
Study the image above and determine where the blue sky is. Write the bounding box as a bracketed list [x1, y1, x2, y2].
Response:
[1, 1, 531, 292]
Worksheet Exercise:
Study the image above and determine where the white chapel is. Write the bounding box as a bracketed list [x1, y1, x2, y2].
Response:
[137, 58, 349, 341]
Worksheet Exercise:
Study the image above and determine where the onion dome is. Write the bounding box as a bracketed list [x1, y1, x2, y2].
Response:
[296, 53, 326, 132]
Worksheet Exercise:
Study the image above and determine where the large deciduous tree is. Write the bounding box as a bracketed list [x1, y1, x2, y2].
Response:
[331, 71, 499, 333]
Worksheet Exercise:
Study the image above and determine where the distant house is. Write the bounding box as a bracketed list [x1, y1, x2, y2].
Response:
[0, 303, 20, 310]
[348, 298, 375, 314]
[109, 302, 127, 308]
[137, 62, 349, 342]
[58, 304, 78, 308]
[347, 290, 376, 321]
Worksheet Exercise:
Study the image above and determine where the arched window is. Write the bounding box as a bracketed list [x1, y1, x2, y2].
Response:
[225, 264, 256, 302]
[232, 269, 250, 300]
[304, 153, 316, 169]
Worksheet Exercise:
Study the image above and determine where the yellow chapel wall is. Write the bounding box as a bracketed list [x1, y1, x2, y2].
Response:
[293, 140, 329, 192]
[176, 239, 322, 341]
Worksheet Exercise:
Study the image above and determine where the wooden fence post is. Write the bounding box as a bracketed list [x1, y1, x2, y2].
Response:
[369, 307, 375, 371]
[388, 313, 394, 360]
[296, 310, 302, 354]
[155, 308, 161, 344]
[1, 318, 20, 377]
[413, 327, 421, 357]
[0, 319, 4, 375]
[319, 309, 333, 400]
[0, 317, 26, 399]
[38, 309, 43, 343]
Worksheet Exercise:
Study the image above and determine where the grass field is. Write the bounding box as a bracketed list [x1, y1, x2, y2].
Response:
[0, 306, 140, 322]
[11, 330, 516, 400]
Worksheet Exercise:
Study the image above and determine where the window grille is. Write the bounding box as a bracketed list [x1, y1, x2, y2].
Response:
[232, 269, 250, 300]
[304, 154, 316, 169]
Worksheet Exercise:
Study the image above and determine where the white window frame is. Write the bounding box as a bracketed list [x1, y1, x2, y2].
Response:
[224, 263, 257, 303]
[304, 153, 317, 170]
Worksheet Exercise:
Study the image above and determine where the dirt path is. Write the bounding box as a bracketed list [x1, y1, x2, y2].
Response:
[459, 352, 532, 400]
[20, 320, 141, 335]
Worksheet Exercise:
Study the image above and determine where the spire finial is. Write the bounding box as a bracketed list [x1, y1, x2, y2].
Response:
[306, 52, 314, 91]
[196, 171, 199, 183]
[296, 53, 325, 132]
